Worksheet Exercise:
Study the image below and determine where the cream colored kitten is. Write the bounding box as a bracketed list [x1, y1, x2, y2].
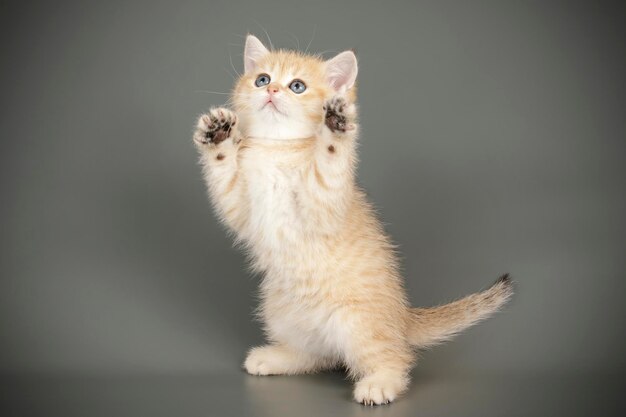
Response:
[193, 34, 513, 405]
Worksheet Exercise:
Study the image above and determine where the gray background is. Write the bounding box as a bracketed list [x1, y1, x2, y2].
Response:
[1, 0, 625, 415]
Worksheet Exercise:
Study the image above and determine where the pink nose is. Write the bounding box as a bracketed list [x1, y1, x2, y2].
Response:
[267, 84, 280, 95]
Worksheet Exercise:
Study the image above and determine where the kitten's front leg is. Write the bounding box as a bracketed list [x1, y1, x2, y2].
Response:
[303, 95, 359, 228]
[194, 108, 248, 235]
[244, 344, 335, 376]
[318, 94, 358, 170]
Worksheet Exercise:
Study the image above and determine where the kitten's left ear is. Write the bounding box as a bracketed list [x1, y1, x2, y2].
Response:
[325, 51, 358, 91]
[244, 34, 270, 74]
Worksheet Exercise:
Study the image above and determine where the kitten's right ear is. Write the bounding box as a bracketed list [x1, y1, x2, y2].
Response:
[244, 34, 269, 74]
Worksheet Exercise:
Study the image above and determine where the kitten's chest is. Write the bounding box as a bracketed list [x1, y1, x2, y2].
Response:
[240, 141, 311, 246]
[246, 162, 300, 230]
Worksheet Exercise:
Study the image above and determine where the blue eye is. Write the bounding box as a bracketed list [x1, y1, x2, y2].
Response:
[255, 74, 271, 87]
[289, 79, 306, 94]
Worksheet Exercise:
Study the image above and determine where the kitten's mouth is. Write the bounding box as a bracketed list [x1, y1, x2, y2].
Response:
[263, 100, 284, 115]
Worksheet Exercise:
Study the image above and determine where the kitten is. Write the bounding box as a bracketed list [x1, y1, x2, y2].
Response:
[193, 34, 513, 405]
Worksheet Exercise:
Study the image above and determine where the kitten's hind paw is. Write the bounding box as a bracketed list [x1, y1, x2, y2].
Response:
[324, 95, 355, 134]
[194, 108, 238, 146]
[353, 372, 408, 406]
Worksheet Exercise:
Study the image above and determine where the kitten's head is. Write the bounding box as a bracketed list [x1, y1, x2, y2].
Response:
[232, 34, 358, 140]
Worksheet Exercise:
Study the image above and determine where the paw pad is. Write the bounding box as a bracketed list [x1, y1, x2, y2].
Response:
[324, 96, 350, 133]
[195, 108, 237, 145]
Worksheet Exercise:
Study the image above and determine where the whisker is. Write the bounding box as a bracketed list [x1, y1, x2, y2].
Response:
[195, 89, 254, 95]
[286, 30, 300, 50]
[194, 90, 232, 95]
[229, 52, 241, 78]
[252, 20, 274, 50]
[305, 25, 316, 54]
[223, 67, 237, 81]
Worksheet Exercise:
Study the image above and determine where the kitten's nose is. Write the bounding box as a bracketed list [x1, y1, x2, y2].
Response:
[267, 84, 280, 95]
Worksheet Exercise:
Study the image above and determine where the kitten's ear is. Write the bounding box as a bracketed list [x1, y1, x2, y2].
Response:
[244, 34, 270, 74]
[325, 51, 358, 91]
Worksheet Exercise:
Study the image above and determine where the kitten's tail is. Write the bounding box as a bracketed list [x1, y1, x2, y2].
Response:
[408, 274, 513, 348]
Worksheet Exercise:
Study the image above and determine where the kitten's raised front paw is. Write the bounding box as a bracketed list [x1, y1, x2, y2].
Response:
[324, 96, 355, 133]
[194, 108, 237, 145]
[353, 373, 408, 406]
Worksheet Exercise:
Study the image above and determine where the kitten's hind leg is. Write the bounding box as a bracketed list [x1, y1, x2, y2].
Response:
[244, 345, 334, 376]
[353, 368, 410, 406]
[343, 316, 414, 405]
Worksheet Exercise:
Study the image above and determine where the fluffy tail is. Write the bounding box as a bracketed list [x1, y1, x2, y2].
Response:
[408, 274, 514, 348]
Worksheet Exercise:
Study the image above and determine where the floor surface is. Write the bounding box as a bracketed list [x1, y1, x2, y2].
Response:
[2, 370, 623, 417]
